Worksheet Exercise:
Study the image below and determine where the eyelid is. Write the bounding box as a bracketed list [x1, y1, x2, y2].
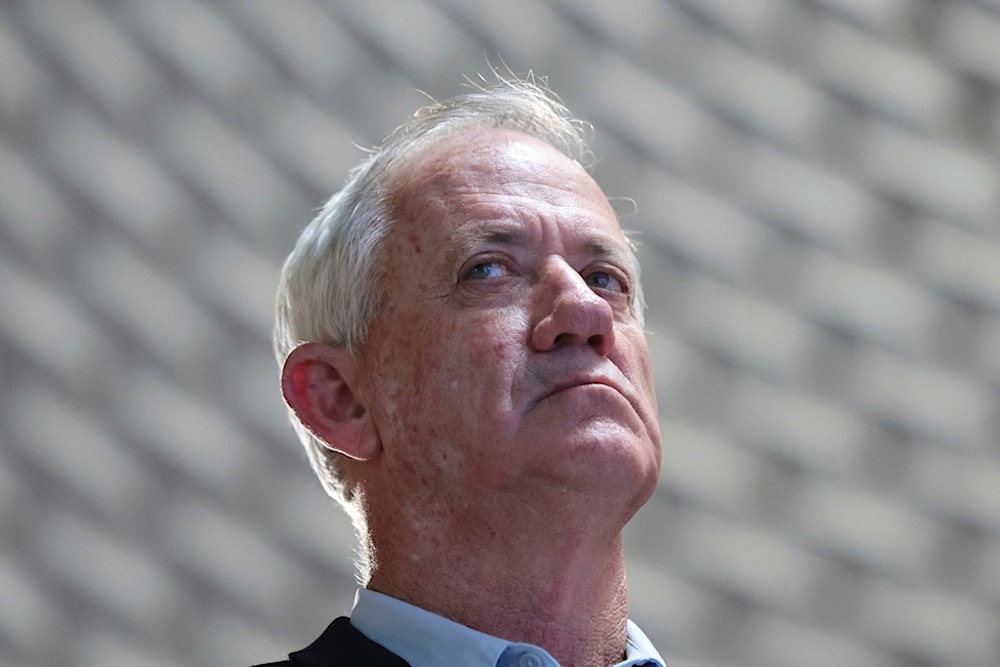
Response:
[458, 252, 517, 281]
[584, 262, 631, 294]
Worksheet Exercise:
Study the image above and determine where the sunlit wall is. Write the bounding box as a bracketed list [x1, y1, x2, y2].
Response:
[2, 1, 999, 666]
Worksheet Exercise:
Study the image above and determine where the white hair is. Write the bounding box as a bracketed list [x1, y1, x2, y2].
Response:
[273, 74, 644, 517]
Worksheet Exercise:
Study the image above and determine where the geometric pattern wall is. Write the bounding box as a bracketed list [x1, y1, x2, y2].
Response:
[1, 1, 998, 665]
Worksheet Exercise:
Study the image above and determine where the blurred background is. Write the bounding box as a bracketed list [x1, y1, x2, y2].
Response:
[1, 1, 999, 666]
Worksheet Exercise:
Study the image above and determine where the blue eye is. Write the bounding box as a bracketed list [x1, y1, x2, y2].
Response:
[465, 261, 507, 280]
[585, 271, 624, 292]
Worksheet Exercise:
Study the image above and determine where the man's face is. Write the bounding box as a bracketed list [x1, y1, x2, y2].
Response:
[357, 129, 661, 522]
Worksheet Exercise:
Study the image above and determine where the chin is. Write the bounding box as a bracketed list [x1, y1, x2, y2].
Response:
[549, 425, 660, 500]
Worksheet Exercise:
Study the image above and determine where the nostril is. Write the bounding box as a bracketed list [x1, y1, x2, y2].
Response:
[588, 333, 608, 353]
[531, 276, 617, 353]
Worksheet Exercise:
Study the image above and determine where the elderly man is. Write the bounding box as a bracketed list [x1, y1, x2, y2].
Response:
[261, 76, 664, 667]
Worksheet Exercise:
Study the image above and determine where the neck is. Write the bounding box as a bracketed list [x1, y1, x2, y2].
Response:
[363, 490, 633, 667]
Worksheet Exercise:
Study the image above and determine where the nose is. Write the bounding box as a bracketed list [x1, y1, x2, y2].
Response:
[530, 260, 616, 356]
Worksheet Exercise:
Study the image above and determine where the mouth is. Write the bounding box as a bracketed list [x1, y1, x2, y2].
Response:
[525, 367, 659, 446]
[532, 374, 626, 410]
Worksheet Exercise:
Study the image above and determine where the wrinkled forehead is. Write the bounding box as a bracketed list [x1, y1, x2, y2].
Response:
[386, 128, 618, 228]
[370, 127, 645, 321]
[385, 128, 610, 213]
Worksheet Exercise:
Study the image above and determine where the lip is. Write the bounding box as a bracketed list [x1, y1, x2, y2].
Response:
[532, 373, 628, 410]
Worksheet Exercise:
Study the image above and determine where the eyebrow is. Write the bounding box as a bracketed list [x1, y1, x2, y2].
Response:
[452, 224, 528, 249]
[584, 237, 625, 261]
[447, 224, 636, 281]
[454, 222, 627, 254]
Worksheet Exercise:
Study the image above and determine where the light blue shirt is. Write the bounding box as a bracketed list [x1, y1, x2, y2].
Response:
[350, 588, 665, 667]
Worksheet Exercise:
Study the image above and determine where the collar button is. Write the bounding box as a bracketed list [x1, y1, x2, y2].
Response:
[519, 653, 542, 667]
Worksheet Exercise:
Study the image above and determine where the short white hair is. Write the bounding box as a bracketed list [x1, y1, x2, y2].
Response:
[273, 74, 642, 514]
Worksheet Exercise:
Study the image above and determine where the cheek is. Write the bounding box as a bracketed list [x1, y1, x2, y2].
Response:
[370, 309, 526, 440]
[620, 329, 659, 409]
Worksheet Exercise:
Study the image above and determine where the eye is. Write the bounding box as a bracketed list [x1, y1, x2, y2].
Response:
[463, 260, 510, 281]
[584, 270, 625, 293]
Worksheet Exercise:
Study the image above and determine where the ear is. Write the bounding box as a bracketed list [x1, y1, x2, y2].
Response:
[281, 342, 380, 461]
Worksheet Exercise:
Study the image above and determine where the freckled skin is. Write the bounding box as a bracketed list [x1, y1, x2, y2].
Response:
[358, 131, 660, 512]
[348, 129, 662, 666]
[406, 231, 422, 254]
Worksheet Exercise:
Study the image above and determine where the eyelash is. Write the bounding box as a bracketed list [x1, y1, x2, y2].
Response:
[460, 258, 629, 296]
[462, 259, 512, 281]
[585, 270, 626, 293]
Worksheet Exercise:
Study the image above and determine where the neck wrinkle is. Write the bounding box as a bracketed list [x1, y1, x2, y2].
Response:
[364, 494, 633, 667]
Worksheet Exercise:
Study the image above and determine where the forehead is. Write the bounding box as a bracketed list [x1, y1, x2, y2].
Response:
[385, 129, 626, 247]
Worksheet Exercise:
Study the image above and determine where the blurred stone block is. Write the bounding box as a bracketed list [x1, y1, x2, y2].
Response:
[857, 577, 999, 666]
[331, 0, 479, 83]
[672, 0, 785, 47]
[113, 371, 259, 494]
[21, 0, 163, 121]
[222, 0, 360, 93]
[153, 99, 304, 250]
[741, 612, 894, 667]
[938, 2, 1000, 87]
[730, 377, 869, 478]
[635, 239, 689, 328]
[192, 607, 303, 667]
[0, 139, 73, 267]
[860, 121, 999, 234]
[907, 442, 1000, 533]
[680, 276, 811, 380]
[697, 41, 824, 150]
[4, 380, 152, 524]
[548, 0, 688, 55]
[625, 559, 715, 658]
[813, 19, 960, 131]
[263, 471, 358, 574]
[911, 218, 1000, 312]
[674, 510, 817, 613]
[585, 53, 716, 172]
[221, 345, 293, 446]
[32, 508, 178, 630]
[431, 0, 584, 80]
[790, 479, 938, 579]
[851, 348, 992, 449]
[187, 227, 280, 335]
[39, 107, 186, 248]
[78, 626, 174, 667]
[116, 0, 275, 101]
[258, 92, 363, 196]
[740, 143, 884, 253]
[642, 324, 701, 418]
[639, 169, 761, 280]
[76, 233, 223, 376]
[0, 548, 63, 666]
[805, 0, 915, 35]
[657, 420, 764, 516]
[159, 494, 306, 617]
[0, 451, 29, 542]
[0, 259, 110, 392]
[978, 536, 1000, 608]
[981, 318, 1000, 386]
[796, 252, 933, 353]
[0, 15, 57, 131]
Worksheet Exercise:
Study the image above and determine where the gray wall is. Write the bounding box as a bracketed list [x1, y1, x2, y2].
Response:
[1, 1, 999, 666]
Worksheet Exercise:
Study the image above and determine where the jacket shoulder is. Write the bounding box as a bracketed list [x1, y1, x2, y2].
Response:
[251, 617, 409, 667]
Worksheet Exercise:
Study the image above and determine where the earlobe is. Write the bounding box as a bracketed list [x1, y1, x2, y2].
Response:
[281, 342, 380, 461]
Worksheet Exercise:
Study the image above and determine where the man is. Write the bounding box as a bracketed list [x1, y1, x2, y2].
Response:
[263, 75, 664, 667]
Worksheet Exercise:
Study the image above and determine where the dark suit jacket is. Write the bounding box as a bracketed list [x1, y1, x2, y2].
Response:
[253, 617, 409, 667]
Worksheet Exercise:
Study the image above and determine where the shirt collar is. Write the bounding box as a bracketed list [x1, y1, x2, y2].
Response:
[623, 619, 665, 666]
[350, 588, 665, 667]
